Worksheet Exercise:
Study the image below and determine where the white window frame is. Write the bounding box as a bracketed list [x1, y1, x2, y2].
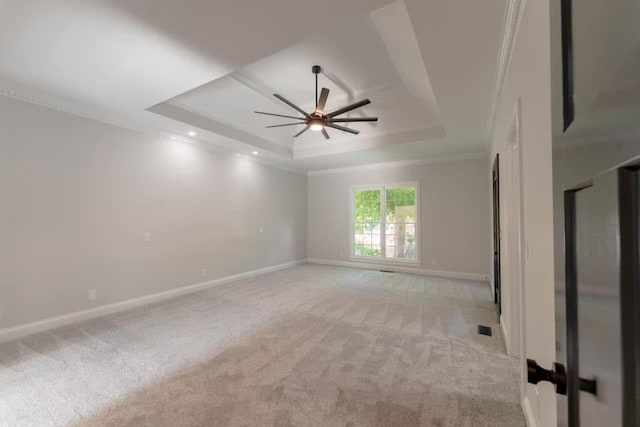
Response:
[349, 181, 420, 266]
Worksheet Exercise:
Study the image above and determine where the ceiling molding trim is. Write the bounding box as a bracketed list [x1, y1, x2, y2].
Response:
[0, 86, 147, 135]
[165, 136, 307, 176]
[228, 153, 307, 175]
[150, 100, 293, 158]
[0, 87, 306, 176]
[229, 71, 286, 110]
[370, 0, 440, 115]
[486, 0, 526, 138]
[294, 125, 446, 159]
[155, 137, 307, 175]
[307, 152, 488, 176]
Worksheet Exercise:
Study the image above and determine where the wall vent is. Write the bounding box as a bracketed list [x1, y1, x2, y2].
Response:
[477, 325, 492, 336]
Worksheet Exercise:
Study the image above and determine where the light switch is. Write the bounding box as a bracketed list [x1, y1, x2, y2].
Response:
[144, 231, 151, 242]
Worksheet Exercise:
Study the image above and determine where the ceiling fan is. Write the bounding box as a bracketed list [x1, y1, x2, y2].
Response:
[254, 65, 378, 140]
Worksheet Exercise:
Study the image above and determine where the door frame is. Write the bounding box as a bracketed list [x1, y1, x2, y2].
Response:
[618, 166, 640, 427]
[504, 100, 526, 366]
[492, 154, 502, 314]
[563, 184, 583, 427]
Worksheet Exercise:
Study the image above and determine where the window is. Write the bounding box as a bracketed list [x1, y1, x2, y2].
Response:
[351, 183, 418, 262]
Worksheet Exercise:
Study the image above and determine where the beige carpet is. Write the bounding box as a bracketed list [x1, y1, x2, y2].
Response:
[0, 265, 524, 426]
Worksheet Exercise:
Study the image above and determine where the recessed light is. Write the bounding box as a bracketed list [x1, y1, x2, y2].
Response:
[170, 135, 178, 140]
[252, 151, 258, 156]
[188, 131, 197, 137]
[235, 153, 241, 157]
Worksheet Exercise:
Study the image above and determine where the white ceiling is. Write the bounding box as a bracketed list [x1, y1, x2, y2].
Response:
[0, 0, 508, 172]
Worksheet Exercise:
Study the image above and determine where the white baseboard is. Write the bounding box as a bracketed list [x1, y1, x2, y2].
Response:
[522, 396, 537, 427]
[0, 259, 306, 344]
[306, 258, 487, 282]
[500, 313, 509, 350]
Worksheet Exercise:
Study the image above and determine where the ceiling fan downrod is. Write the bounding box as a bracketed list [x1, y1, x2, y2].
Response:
[312, 65, 322, 112]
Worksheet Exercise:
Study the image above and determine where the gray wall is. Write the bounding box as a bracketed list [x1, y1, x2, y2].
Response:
[0, 96, 307, 329]
[307, 158, 490, 276]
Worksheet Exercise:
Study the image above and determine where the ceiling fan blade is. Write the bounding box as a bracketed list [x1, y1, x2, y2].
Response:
[294, 126, 310, 137]
[315, 88, 330, 115]
[321, 128, 330, 140]
[329, 117, 378, 123]
[255, 111, 306, 120]
[326, 99, 371, 118]
[266, 122, 307, 128]
[326, 123, 360, 135]
[273, 94, 311, 118]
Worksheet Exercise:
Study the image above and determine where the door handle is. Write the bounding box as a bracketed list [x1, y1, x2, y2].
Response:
[526, 359, 597, 397]
[527, 358, 568, 395]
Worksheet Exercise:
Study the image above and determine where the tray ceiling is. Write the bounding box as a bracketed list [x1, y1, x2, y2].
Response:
[0, 0, 508, 172]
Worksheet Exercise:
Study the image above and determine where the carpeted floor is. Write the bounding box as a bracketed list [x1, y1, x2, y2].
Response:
[0, 265, 524, 426]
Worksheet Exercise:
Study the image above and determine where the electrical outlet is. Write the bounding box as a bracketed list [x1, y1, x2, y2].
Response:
[201, 268, 207, 277]
[88, 289, 97, 301]
[144, 231, 152, 242]
[431, 259, 437, 266]
[259, 225, 264, 233]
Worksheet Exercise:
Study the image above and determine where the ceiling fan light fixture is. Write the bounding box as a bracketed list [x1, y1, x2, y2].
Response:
[255, 65, 377, 140]
[309, 118, 324, 132]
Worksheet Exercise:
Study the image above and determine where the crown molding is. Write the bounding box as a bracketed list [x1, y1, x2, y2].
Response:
[0, 87, 147, 135]
[486, 0, 526, 138]
[230, 71, 288, 110]
[0, 86, 307, 176]
[370, 0, 440, 114]
[294, 124, 446, 159]
[149, 100, 293, 158]
[306, 151, 487, 176]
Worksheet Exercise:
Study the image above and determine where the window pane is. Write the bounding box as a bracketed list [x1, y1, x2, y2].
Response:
[353, 189, 382, 258]
[386, 197, 396, 222]
[386, 187, 416, 223]
[355, 189, 381, 223]
[386, 223, 416, 260]
[385, 187, 417, 260]
[385, 245, 395, 258]
[354, 243, 381, 257]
